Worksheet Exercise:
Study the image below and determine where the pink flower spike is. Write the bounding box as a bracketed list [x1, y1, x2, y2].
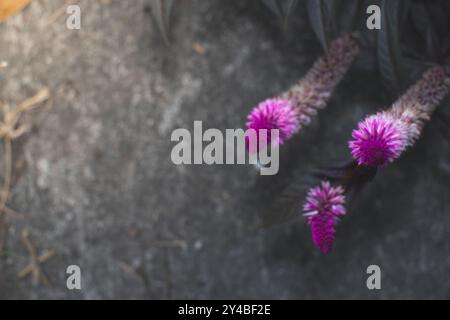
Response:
[246, 98, 300, 152]
[349, 113, 408, 167]
[303, 181, 346, 255]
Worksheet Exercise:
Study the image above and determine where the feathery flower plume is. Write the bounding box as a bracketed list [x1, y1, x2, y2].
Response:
[349, 113, 409, 167]
[349, 66, 450, 167]
[246, 98, 300, 151]
[303, 181, 346, 255]
[246, 33, 360, 152]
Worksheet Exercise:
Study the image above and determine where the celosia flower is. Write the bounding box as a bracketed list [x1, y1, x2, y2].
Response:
[349, 66, 450, 167]
[349, 113, 408, 167]
[245, 98, 300, 151]
[246, 33, 360, 151]
[303, 181, 346, 255]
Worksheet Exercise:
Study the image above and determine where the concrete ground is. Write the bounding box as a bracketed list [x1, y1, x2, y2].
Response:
[0, 0, 449, 299]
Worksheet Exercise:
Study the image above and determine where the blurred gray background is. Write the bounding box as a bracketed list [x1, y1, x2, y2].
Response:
[0, 0, 449, 299]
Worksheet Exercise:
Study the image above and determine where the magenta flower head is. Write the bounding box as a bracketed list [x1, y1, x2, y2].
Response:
[303, 181, 346, 255]
[349, 66, 450, 168]
[245, 33, 360, 152]
[246, 98, 300, 152]
[349, 113, 408, 167]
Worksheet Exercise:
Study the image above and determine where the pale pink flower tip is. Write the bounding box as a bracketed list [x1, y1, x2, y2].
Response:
[246, 98, 300, 151]
[349, 113, 408, 167]
[303, 181, 346, 255]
